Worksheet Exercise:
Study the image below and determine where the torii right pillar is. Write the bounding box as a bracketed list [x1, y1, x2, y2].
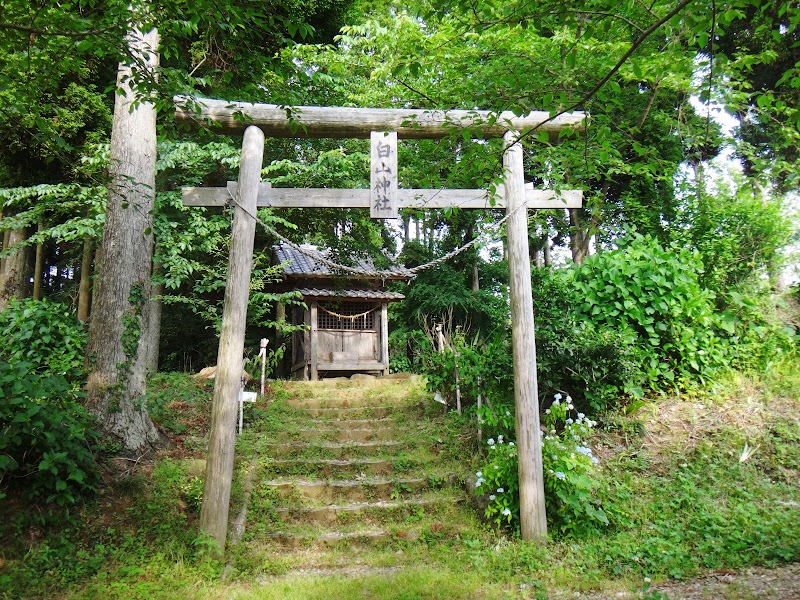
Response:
[504, 130, 548, 543]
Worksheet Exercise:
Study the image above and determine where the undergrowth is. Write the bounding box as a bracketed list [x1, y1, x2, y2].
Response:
[0, 368, 797, 599]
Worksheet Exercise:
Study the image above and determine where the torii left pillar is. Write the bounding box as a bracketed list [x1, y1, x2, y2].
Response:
[199, 125, 264, 555]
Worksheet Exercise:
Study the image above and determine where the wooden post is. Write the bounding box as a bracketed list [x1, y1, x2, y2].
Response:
[370, 131, 398, 219]
[259, 338, 268, 397]
[199, 125, 264, 555]
[477, 376, 483, 444]
[310, 300, 318, 381]
[380, 303, 389, 375]
[32, 221, 45, 300]
[454, 353, 461, 415]
[504, 130, 547, 543]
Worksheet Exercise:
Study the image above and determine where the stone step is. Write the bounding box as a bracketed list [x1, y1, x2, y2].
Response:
[264, 516, 467, 550]
[273, 497, 449, 525]
[294, 427, 397, 443]
[266, 458, 395, 478]
[255, 565, 405, 584]
[299, 406, 395, 419]
[267, 529, 392, 549]
[265, 476, 444, 503]
[260, 440, 404, 460]
[286, 396, 399, 409]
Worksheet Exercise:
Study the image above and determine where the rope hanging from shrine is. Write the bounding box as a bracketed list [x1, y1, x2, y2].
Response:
[317, 304, 378, 320]
[226, 189, 526, 280]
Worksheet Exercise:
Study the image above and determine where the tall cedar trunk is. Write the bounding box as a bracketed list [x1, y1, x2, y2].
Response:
[142, 280, 163, 373]
[1, 220, 7, 273]
[275, 302, 286, 378]
[142, 244, 163, 373]
[77, 237, 93, 322]
[32, 221, 45, 300]
[532, 248, 542, 268]
[568, 208, 590, 265]
[0, 225, 29, 310]
[84, 24, 162, 455]
[543, 232, 552, 267]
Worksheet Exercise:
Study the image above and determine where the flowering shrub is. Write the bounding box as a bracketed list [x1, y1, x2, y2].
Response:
[474, 433, 518, 527]
[542, 394, 609, 534]
[475, 394, 608, 536]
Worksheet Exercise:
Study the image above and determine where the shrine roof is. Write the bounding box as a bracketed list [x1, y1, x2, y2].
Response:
[272, 243, 412, 280]
[296, 288, 406, 301]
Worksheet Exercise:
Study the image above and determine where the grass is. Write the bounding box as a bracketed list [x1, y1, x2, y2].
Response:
[1, 366, 798, 599]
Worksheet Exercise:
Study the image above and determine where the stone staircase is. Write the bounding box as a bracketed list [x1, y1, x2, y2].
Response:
[232, 376, 477, 571]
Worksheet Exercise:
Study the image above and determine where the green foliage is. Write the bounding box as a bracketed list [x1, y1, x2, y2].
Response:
[532, 267, 647, 413]
[422, 328, 513, 411]
[718, 287, 798, 372]
[420, 266, 646, 416]
[0, 362, 99, 505]
[674, 183, 792, 293]
[475, 393, 608, 536]
[0, 298, 86, 379]
[541, 395, 608, 535]
[572, 233, 726, 388]
[144, 372, 213, 438]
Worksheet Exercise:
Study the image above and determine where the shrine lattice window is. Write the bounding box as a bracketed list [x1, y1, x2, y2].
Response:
[318, 302, 377, 331]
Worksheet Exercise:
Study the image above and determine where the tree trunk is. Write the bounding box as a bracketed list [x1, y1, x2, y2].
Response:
[84, 24, 163, 455]
[543, 232, 551, 267]
[0, 225, 29, 310]
[275, 302, 286, 378]
[142, 280, 163, 374]
[32, 221, 45, 300]
[532, 249, 541, 268]
[141, 243, 163, 374]
[568, 208, 591, 265]
[0, 220, 7, 274]
[77, 237, 93, 322]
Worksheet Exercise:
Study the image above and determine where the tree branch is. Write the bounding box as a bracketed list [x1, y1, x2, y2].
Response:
[513, 0, 696, 146]
[0, 21, 112, 38]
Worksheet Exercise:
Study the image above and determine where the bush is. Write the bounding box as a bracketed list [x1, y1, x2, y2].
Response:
[0, 298, 86, 379]
[717, 286, 798, 372]
[570, 233, 726, 388]
[475, 393, 608, 536]
[422, 329, 513, 411]
[0, 361, 99, 505]
[532, 267, 646, 413]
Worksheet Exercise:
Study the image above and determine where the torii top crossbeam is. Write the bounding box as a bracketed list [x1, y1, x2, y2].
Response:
[174, 96, 587, 140]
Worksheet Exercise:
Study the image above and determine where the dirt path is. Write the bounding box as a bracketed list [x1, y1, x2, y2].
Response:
[552, 563, 800, 600]
[652, 563, 800, 600]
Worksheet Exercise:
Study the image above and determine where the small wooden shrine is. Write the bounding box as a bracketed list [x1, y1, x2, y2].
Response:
[273, 243, 411, 380]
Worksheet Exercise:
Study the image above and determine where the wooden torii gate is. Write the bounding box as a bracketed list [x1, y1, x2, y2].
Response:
[175, 98, 586, 551]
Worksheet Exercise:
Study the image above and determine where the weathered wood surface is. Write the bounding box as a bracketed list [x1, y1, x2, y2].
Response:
[371, 131, 398, 218]
[199, 125, 264, 555]
[380, 304, 389, 376]
[310, 301, 319, 381]
[183, 184, 583, 210]
[504, 130, 548, 544]
[314, 360, 387, 372]
[174, 96, 587, 140]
